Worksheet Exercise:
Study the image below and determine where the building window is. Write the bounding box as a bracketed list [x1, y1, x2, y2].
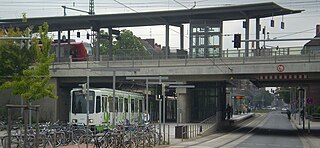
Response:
[208, 35, 220, 46]
[199, 35, 205, 45]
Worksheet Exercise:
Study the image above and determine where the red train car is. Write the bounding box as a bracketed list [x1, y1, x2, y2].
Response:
[51, 41, 93, 61]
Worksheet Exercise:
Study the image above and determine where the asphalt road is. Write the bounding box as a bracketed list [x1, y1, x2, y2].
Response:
[167, 112, 304, 148]
[234, 111, 303, 148]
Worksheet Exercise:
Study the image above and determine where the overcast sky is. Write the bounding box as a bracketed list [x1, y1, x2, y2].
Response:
[1, 0, 319, 50]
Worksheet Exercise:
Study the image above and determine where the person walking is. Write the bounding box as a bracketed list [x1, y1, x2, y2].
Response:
[287, 109, 291, 120]
[226, 104, 231, 120]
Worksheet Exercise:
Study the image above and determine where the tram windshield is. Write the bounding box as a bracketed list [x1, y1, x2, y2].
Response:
[72, 90, 95, 114]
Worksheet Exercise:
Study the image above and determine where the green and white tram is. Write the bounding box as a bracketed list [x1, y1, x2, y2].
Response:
[70, 88, 144, 125]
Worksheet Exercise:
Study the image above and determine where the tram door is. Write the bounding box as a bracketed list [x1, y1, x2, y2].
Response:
[101, 96, 111, 123]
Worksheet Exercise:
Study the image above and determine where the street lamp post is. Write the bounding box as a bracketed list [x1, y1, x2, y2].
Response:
[298, 87, 305, 130]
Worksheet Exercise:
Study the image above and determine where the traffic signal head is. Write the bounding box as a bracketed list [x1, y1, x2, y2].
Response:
[80, 83, 87, 94]
[234, 34, 241, 48]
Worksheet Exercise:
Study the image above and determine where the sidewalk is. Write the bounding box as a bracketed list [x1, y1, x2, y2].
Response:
[291, 114, 320, 148]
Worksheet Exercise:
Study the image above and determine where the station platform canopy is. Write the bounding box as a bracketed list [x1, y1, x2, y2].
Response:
[0, 2, 302, 32]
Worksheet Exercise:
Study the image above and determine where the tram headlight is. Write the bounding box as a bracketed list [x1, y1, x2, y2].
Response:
[72, 119, 78, 123]
[89, 119, 94, 123]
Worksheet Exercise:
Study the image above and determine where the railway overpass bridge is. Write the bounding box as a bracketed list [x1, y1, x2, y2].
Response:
[47, 48, 320, 125]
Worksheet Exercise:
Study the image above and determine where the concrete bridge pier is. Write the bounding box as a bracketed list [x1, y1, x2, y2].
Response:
[176, 87, 190, 123]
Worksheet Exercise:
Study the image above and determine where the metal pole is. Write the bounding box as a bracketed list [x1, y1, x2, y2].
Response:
[146, 79, 149, 113]
[263, 26, 266, 49]
[165, 24, 169, 59]
[35, 107, 39, 148]
[24, 107, 27, 148]
[302, 88, 305, 130]
[86, 75, 90, 148]
[256, 18, 260, 50]
[245, 17, 249, 57]
[7, 108, 11, 148]
[113, 71, 116, 125]
[159, 78, 162, 138]
[163, 87, 166, 143]
[29, 102, 32, 125]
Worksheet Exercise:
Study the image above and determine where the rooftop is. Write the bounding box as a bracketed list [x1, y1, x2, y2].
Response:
[0, 2, 302, 32]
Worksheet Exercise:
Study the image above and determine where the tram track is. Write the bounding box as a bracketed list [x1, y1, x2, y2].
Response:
[214, 113, 268, 148]
[168, 113, 268, 148]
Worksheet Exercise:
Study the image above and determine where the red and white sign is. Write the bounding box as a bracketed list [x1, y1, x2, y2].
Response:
[259, 74, 307, 80]
[277, 64, 285, 72]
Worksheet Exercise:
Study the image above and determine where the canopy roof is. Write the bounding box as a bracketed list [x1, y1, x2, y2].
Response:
[0, 2, 302, 31]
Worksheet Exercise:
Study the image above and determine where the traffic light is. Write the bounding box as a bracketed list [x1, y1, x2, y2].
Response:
[156, 84, 163, 100]
[80, 83, 87, 94]
[234, 34, 241, 48]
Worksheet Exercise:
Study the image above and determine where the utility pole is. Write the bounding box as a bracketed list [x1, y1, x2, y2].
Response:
[89, 0, 95, 15]
[62, 0, 95, 16]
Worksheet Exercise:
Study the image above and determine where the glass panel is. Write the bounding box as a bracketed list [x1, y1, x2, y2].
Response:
[192, 35, 197, 46]
[115, 97, 118, 112]
[214, 48, 220, 57]
[192, 27, 197, 33]
[199, 35, 205, 45]
[108, 97, 119, 112]
[213, 35, 220, 46]
[125, 98, 128, 112]
[72, 91, 94, 114]
[208, 48, 214, 57]
[131, 99, 134, 112]
[103, 97, 108, 112]
[119, 98, 123, 112]
[108, 96, 113, 112]
[197, 48, 204, 57]
[83, 42, 93, 56]
[208, 35, 220, 46]
[96, 96, 101, 113]
[139, 100, 143, 113]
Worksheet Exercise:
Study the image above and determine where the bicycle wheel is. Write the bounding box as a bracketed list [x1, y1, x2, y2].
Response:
[73, 129, 85, 144]
[78, 135, 94, 146]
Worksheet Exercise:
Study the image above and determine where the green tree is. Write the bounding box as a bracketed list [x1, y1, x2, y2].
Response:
[0, 27, 36, 81]
[97, 29, 148, 57]
[0, 22, 57, 103]
[275, 87, 291, 104]
[252, 89, 273, 107]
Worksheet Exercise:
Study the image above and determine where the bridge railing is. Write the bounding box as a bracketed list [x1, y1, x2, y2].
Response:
[52, 46, 320, 69]
[197, 115, 216, 135]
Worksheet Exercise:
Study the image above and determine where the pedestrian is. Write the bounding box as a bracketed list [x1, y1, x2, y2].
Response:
[287, 109, 291, 120]
[226, 104, 231, 120]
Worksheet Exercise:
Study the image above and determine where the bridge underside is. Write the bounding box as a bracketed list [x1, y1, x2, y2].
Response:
[49, 76, 229, 123]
